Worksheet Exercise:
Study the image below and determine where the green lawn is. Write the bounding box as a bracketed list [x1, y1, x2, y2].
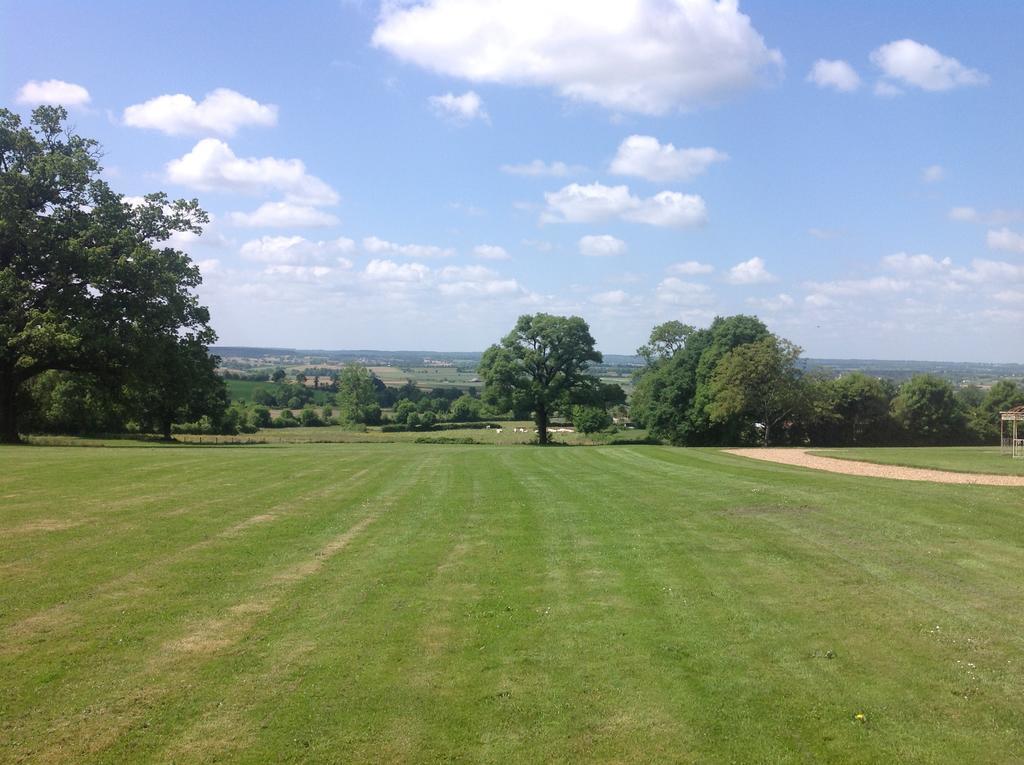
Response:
[810, 446, 1024, 476]
[2, 443, 1023, 762]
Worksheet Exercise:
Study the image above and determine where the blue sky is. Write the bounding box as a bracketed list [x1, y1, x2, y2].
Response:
[3, 0, 1022, 360]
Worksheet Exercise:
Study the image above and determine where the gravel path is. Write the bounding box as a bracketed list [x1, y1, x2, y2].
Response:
[725, 448, 1024, 487]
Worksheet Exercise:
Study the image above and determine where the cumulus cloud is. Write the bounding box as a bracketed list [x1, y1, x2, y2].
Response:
[123, 88, 277, 136]
[591, 290, 629, 305]
[437, 265, 519, 296]
[364, 259, 431, 282]
[655, 277, 713, 304]
[806, 59, 861, 92]
[870, 39, 988, 92]
[372, 0, 783, 115]
[747, 293, 794, 312]
[473, 244, 510, 260]
[579, 234, 627, 257]
[362, 236, 455, 258]
[882, 252, 951, 274]
[949, 207, 1024, 225]
[263, 264, 336, 282]
[921, 164, 944, 183]
[500, 160, 582, 177]
[667, 260, 713, 275]
[804, 275, 909, 296]
[229, 202, 339, 228]
[726, 256, 775, 284]
[428, 91, 488, 123]
[543, 182, 706, 227]
[987, 228, 1024, 254]
[609, 135, 728, 182]
[16, 79, 91, 107]
[240, 235, 355, 265]
[166, 139, 339, 205]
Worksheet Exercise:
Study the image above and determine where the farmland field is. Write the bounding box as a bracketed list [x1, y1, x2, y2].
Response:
[2, 444, 1024, 762]
[811, 446, 1024, 476]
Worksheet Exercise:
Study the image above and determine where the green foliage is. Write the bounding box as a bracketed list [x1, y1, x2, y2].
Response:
[708, 335, 805, 446]
[0, 106, 219, 441]
[571, 404, 613, 434]
[479, 313, 601, 444]
[631, 315, 770, 445]
[335, 364, 382, 424]
[891, 374, 966, 445]
[448, 393, 483, 422]
[299, 406, 324, 427]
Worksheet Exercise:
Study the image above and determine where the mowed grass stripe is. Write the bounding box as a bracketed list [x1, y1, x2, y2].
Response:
[2, 444, 1024, 763]
[1, 446, 428, 762]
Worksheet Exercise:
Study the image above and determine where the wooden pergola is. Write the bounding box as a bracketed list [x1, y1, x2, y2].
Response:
[1001, 405, 1024, 458]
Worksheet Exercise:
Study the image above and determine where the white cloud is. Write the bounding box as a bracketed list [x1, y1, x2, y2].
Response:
[579, 234, 627, 257]
[123, 88, 277, 136]
[747, 293, 794, 312]
[726, 256, 775, 284]
[372, 0, 783, 115]
[229, 202, 339, 228]
[362, 236, 455, 258]
[166, 139, 338, 205]
[240, 235, 355, 265]
[922, 164, 944, 183]
[987, 228, 1024, 254]
[473, 244, 510, 260]
[949, 207, 1024, 225]
[500, 160, 581, 177]
[263, 264, 335, 282]
[873, 81, 903, 98]
[655, 277, 713, 304]
[591, 290, 628, 305]
[364, 259, 431, 282]
[609, 135, 728, 182]
[428, 91, 489, 123]
[804, 275, 909, 296]
[543, 182, 706, 227]
[882, 252, 951, 274]
[667, 261, 714, 277]
[806, 59, 861, 92]
[15, 79, 90, 107]
[870, 39, 988, 92]
[437, 264, 520, 296]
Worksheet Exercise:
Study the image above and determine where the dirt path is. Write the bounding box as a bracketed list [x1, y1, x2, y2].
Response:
[725, 448, 1024, 487]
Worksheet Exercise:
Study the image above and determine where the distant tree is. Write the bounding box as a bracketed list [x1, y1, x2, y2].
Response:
[299, 406, 323, 427]
[636, 320, 694, 363]
[631, 315, 770, 445]
[271, 368, 287, 383]
[820, 372, 894, 445]
[449, 393, 482, 422]
[708, 335, 805, 447]
[251, 405, 272, 429]
[0, 106, 215, 442]
[479, 313, 601, 445]
[295, 372, 307, 385]
[336, 364, 382, 424]
[891, 374, 965, 445]
[967, 380, 1024, 442]
[572, 404, 612, 435]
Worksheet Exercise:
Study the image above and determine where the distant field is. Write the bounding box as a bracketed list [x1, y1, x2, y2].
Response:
[810, 446, 1024, 476]
[3, 443, 1024, 762]
[369, 365, 481, 390]
[224, 379, 272, 402]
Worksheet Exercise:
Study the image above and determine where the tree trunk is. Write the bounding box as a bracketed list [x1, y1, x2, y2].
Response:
[536, 402, 549, 445]
[762, 416, 771, 447]
[0, 370, 20, 444]
[161, 416, 173, 441]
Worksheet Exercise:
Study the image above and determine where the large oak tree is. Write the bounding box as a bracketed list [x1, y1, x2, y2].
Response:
[0, 106, 220, 442]
[479, 313, 601, 444]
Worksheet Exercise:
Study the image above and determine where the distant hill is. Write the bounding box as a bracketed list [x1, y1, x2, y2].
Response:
[213, 347, 1024, 386]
